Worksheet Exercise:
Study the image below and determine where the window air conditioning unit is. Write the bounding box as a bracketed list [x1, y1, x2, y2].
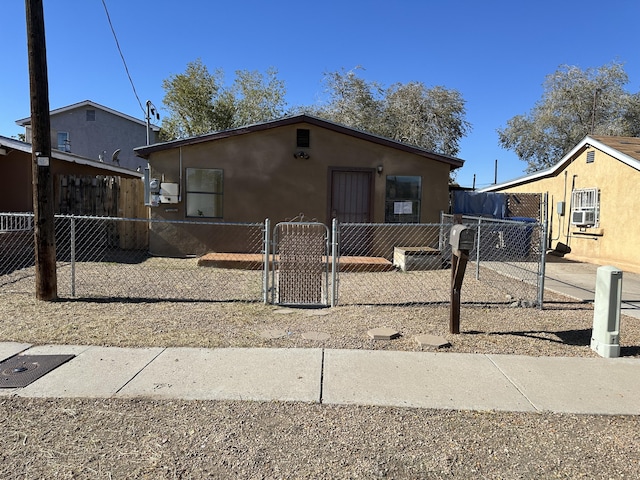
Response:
[571, 210, 596, 226]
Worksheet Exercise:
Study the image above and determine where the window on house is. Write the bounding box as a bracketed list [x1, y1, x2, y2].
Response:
[571, 187, 599, 226]
[57, 132, 70, 152]
[385, 176, 421, 223]
[186, 168, 223, 218]
[296, 129, 310, 148]
[86, 109, 96, 121]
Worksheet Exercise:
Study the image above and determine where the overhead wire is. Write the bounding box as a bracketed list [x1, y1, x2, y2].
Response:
[100, 0, 145, 116]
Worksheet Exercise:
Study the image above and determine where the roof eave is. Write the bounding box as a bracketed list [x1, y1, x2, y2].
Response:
[480, 135, 640, 192]
[15, 100, 160, 131]
[134, 114, 465, 169]
[0, 135, 143, 178]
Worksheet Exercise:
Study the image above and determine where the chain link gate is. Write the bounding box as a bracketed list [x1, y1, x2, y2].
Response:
[270, 222, 332, 307]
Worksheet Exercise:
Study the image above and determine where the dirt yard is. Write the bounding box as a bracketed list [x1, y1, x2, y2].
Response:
[1, 289, 639, 478]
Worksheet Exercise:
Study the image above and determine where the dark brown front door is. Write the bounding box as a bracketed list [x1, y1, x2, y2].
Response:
[329, 169, 374, 223]
[329, 169, 374, 256]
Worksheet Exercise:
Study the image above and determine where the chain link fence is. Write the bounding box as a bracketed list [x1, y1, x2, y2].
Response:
[1, 212, 545, 307]
[335, 217, 544, 307]
[1, 214, 265, 302]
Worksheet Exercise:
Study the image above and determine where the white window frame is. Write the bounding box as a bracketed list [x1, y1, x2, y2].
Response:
[571, 187, 599, 227]
[185, 168, 223, 218]
[57, 132, 70, 152]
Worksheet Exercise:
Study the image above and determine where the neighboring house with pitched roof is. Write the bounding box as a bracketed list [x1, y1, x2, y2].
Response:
[134, 114, 464, 257]
[16, 100, 160, 171]
[481, 135, 640, 272]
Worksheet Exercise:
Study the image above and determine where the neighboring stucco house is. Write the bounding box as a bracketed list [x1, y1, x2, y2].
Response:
[134, 114, 464, 257]
[0, 135, 143, 214]
[16, 100, 160, 172]
[481, 135, 640, 273]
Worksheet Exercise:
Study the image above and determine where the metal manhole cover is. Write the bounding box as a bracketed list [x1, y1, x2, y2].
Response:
[0, 354, 75, 388]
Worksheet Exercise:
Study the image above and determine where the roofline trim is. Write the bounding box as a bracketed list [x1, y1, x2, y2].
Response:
[15, 100, 160, 132]
[480, 135, 640, 192]
[134, 114, 464, 169]
[0, 135, 143, 178]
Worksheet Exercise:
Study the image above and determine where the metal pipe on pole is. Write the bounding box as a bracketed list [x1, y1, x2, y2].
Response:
[26, 0, 57, 300]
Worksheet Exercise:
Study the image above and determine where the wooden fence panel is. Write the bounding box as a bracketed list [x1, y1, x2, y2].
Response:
[118, 178, 148, 249]
[55, 175, 148, 250]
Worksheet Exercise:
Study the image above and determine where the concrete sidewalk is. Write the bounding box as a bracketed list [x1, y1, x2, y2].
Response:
[543, 257, 640, 319]
[2, 342, 639, 415]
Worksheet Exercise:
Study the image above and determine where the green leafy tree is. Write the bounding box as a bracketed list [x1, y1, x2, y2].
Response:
[307, 68, 470, 157]
[382, 83, 470, 157]
[231, 68, 287, 127]
[161, 59, 224, 139]
[498, 62, 640, 172]
[161, 60, 287, 140]
[315, 68, 384, 133]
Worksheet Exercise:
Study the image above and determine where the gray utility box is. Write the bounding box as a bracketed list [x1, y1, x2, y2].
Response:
[591, 265, 622, 358]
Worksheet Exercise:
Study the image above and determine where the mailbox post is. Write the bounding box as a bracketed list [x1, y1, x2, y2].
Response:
[449, 225, 476, 334]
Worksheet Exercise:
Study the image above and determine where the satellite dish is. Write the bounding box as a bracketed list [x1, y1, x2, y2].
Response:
[112, 149, 121, 165]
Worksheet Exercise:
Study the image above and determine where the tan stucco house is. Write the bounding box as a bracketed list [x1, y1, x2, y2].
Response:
[135, 114, 464, 257]
[481, 135, 640, 273]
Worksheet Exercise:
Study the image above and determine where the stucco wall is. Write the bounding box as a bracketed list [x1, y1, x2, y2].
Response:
[146, 122, 453, 256]
[0, 149, 142, 213]
[0, 150, 33, 211]
[496, 148, 640, 272]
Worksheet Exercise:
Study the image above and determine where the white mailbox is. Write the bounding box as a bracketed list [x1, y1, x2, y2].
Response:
[449, 225, 476, 251]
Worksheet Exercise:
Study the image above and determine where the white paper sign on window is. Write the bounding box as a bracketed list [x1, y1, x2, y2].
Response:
[394, 201, 413, 214]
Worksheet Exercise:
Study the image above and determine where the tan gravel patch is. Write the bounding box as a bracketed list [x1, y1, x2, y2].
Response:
[1, 290, 638, 357]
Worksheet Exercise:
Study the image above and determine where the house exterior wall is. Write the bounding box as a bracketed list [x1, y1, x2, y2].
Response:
[146, 122, 453, 257]
[495, 148, 640, 272]
[1, 149, 142, 213]
[0, 151, 32, 212]
[25, 107, 156, 171]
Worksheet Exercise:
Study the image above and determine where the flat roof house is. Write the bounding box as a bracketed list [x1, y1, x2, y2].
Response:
[135, 114, 464, 257]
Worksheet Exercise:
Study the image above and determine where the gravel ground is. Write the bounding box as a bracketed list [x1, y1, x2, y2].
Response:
[1, 398, 639, 479]
[1, 290, 639, 357]
[1, 266, 639, 478]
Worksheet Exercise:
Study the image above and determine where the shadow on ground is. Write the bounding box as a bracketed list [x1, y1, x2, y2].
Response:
[467, 328, 640, 357]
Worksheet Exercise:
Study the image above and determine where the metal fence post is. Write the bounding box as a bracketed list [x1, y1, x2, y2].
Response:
[475, 217, 482, 280]
[263, 218, 270, 304]
[331, 218, 338, 307]
[70, 216, 76, 297]
[537, 193, 548, 308]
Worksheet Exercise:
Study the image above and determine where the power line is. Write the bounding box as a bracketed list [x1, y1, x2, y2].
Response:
[100, 0, 145, 116]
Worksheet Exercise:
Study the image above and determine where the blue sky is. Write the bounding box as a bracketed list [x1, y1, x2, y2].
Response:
[2, 0, 639, 188]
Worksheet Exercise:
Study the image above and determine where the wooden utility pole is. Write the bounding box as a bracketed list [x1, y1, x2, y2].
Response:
[26, 0, 57, 300]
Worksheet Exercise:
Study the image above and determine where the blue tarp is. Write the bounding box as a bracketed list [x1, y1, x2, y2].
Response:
[452, 192, 507, 219]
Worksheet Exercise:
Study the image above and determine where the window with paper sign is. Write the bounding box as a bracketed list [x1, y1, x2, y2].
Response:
[385, 175, 421, 223]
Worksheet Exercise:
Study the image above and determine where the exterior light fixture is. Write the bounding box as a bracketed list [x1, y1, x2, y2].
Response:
[377, 165, 383, 174]
[294, 151, 310, 159]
